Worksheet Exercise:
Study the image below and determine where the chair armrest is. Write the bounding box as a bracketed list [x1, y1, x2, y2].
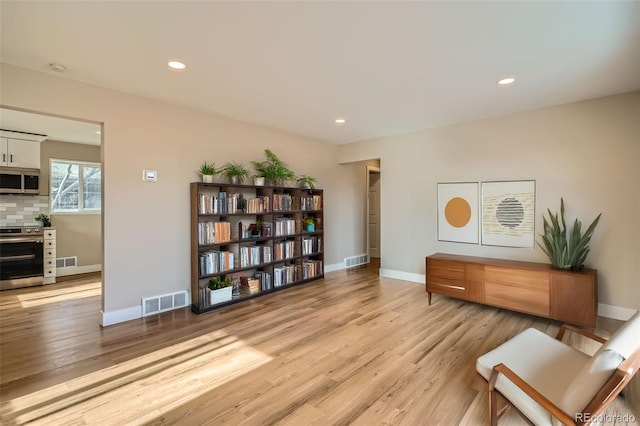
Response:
[489, 363, 576, 425]
[555, 324, 607, 344]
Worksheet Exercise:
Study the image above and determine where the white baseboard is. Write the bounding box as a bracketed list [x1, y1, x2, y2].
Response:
[57, 264, 102, 277]
[598, 303, 638, 321]
[324, 262, 345, 273]
[101, 306, 142, 327]
[379, 268, 425, 284]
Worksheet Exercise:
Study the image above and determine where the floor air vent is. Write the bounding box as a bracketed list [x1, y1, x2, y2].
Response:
[345, 254, 369, 268]
[142, 290, 189, 317]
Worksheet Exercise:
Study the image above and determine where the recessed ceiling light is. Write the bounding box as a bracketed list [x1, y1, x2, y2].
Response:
[49, 63, 67, 73]
[497, 77, 516, 86]
[335, 118, 346, 125]
[95, 130, 101, 135]
[168, 60, 186, 70]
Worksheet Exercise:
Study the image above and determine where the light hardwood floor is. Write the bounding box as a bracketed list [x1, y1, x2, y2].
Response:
[0, 263, 636, 425]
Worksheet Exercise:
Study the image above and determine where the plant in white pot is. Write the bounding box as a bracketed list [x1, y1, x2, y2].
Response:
[221, 161, 250, 184]
[537, 198, 601, 271]
[208, 276, 233, 305]
[197, 161, 220, 183]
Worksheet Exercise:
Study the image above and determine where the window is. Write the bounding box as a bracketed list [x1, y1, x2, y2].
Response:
[50, 160, 101, 213]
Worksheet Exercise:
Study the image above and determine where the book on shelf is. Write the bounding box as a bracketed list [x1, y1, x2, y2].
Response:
[273, 264, 298, 287]
[240, 245, 264, 268]
[274, 240, 296, 261]
[301, 194, 322, 211]
[198, 192, 247, 215]
[198, 221, 231, 245]
[272, 193, 293, 211]
[274, 218, 297, 236]
[302, 260, 323, 279]
[255, 271, 272, 291]
[302, 236, 321, 255]
[199, 250, 235, 275]
[246, 196, 270, 213]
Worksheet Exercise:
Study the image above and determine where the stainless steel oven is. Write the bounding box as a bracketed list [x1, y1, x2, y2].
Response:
[0, 227, 44, 290]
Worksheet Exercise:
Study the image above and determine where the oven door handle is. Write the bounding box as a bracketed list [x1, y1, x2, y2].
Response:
[0, 254, 37, 262]
[0, 237, 44, 243]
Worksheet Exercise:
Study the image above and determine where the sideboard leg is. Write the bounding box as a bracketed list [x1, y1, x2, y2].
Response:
[428, 292, 432, 305]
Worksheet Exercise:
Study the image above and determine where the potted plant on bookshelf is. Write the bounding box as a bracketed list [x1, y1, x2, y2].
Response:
[296, 175, 316, 189]
[537, 197, 601, 271]
[221, 161, 250, 184]
[197, 161, 220, 183]
[35, 213, 51, 227]
[208, 276, 233, 304]
[304, 217, 315, 232]
[251, 149, 295, 186]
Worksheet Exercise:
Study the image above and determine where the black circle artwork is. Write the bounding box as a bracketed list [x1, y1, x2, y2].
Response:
[496, 197, 524, 229]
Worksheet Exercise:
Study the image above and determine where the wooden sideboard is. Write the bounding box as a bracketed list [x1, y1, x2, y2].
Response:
[425, 253, 597, 328]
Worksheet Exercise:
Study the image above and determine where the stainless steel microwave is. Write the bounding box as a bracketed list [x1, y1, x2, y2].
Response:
[0, 167, 40, 194]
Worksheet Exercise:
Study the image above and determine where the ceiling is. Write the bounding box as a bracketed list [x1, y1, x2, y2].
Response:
[1, 1, 638, 145]
[0, 108, 101, 145]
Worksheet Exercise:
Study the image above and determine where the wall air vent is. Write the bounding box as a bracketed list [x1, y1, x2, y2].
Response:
[345, 254, 369, 268]
[56, 256, 77, 268]
[142, 290, 189, 317]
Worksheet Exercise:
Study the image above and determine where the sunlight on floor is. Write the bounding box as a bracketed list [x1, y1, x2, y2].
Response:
[3, 329, 273, 424]
[16, 282, 101, 308]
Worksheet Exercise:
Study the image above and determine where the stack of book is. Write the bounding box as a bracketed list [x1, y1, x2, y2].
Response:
[240, 276, 260, 295]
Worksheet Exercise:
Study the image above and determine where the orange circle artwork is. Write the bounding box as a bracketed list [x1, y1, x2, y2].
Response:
[445, 197, 472, 228]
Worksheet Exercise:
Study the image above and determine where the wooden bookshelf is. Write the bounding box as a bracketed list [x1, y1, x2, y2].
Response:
[190, 182, 324, 313]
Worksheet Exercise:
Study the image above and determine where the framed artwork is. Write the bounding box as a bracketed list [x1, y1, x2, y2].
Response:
[437, 182, 479, 244]
[481, 180, 535, 248]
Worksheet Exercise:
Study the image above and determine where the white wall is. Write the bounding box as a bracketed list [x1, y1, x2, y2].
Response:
[339, 92, 640, 312]
[1, 63, 366, 324]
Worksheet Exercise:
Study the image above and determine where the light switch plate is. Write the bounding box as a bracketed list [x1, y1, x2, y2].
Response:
[142, 169, 157, 181]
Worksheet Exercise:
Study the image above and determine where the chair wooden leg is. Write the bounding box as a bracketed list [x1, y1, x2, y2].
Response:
[489, 388, 498, 426]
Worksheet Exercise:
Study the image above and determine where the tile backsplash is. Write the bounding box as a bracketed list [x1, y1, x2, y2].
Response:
[0, 195, 50, 227]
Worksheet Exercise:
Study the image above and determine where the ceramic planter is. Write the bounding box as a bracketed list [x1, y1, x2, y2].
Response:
[202, 174, 214, 183]
[209, 286, 232, 305]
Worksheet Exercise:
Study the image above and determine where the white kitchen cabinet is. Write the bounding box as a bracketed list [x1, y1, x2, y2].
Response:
[43, 229, 57, 284]
[0, 137, 41, 169]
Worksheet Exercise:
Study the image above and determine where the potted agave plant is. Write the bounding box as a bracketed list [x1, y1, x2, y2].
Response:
[208, 276, 233, 304]
[197, 161, 220, 184]
[537, 198, 601, 271]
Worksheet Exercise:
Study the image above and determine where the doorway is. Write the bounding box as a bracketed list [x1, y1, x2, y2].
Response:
[0, 107, 104, 306]
[367, 166, 381, 262]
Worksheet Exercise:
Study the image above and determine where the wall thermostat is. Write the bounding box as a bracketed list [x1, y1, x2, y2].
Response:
[142, 169, 157, 181]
